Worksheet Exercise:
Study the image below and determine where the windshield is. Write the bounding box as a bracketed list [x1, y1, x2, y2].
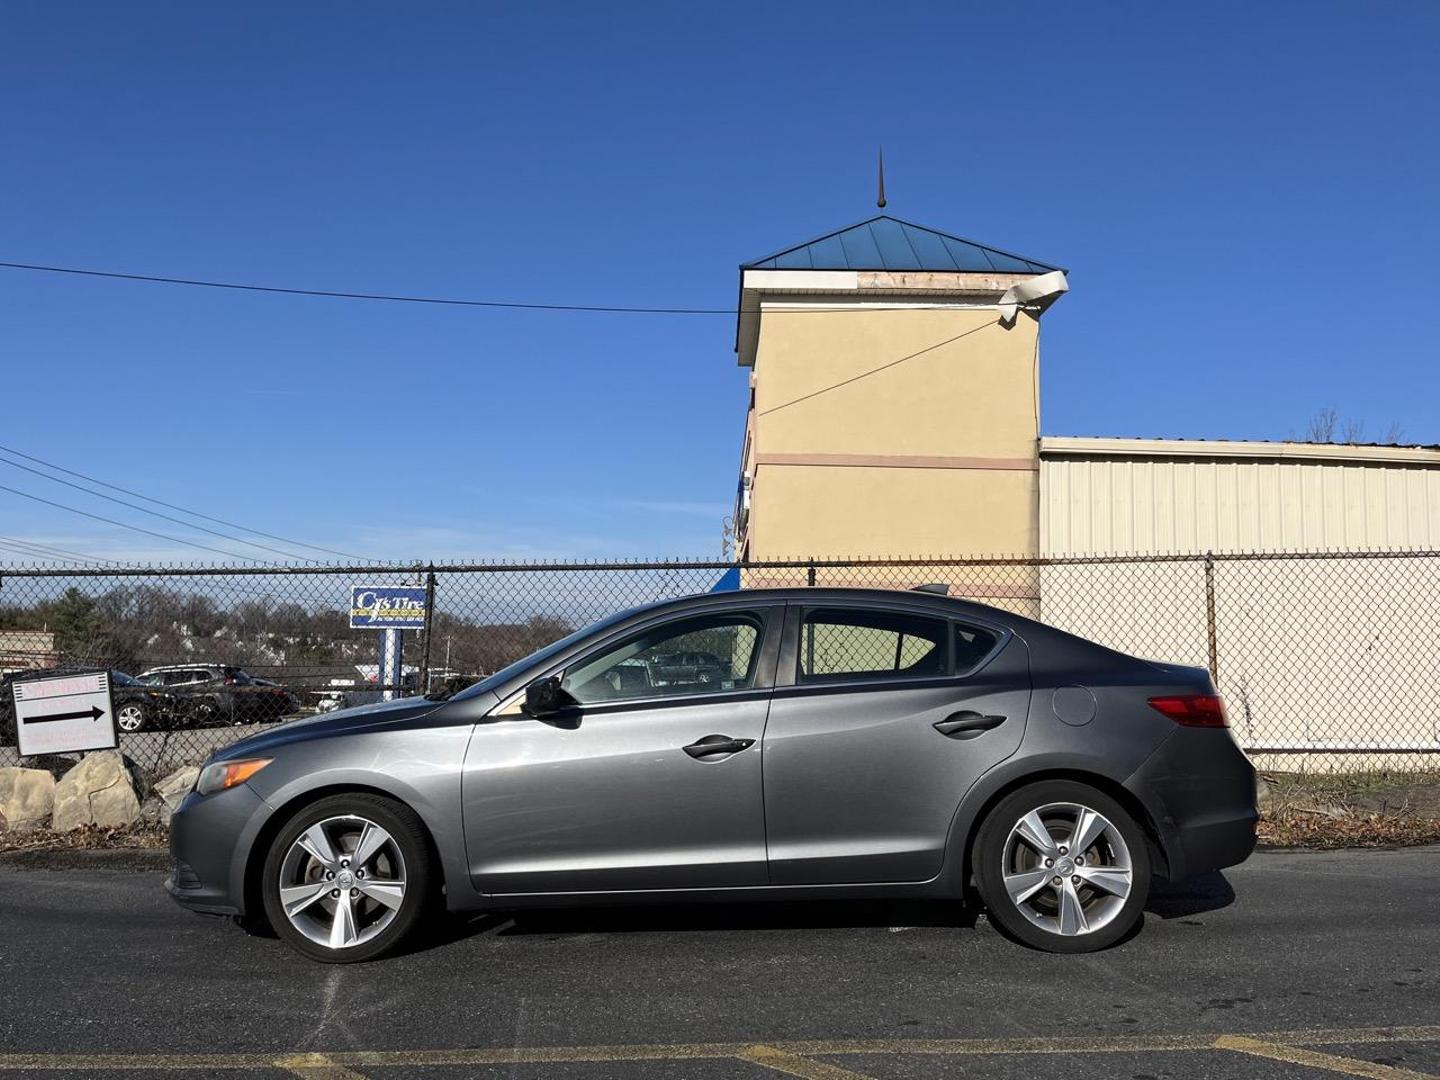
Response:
[447, 604, 650, 702]
[110, 671, 138, 686]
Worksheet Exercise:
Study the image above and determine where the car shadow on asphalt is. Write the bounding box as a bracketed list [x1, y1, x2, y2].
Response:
[1145, 871, 1236, 919]
[419, 898, 978, 949]
[408, 872, 1235, 953]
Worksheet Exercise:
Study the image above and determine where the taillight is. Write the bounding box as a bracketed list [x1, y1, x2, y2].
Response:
[1148, 694, 1228, 728]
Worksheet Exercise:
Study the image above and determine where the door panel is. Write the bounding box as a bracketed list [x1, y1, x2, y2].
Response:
[762, 615, 1030, 886]
[463, 696, 770, 894]
[461, 603, 782, 896]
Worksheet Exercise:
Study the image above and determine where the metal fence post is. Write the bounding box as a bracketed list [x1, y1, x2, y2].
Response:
[1204, 551, 1219, 683]
[418, 566, 437, 695]
[806, 558, 816, 587]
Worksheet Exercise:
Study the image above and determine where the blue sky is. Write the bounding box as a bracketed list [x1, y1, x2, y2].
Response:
[2, 2, 1437, 563]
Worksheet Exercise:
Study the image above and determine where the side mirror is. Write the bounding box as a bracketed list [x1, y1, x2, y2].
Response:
[523, 675, 574, 717]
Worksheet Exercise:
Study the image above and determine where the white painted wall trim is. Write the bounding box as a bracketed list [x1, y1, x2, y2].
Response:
[1041, 436, 1440, 468]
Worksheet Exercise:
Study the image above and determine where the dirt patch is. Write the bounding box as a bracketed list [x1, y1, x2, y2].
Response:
[1258, 770, 1440, 848]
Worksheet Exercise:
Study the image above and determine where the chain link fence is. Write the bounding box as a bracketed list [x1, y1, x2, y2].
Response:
[3, 550, 1438, 777]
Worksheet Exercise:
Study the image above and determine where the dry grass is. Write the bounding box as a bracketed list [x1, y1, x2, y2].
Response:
[0, 821, 169, 855]
[1258, 769, 1440, 848]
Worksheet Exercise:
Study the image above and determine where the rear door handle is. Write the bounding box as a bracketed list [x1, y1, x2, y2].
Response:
[683, 734, 755, 759]
[933, 711, 1007, 738]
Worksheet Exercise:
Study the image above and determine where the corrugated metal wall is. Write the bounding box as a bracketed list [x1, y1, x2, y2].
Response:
[1036, 450, 1440, 765]
[1041, 456, 1440, 556]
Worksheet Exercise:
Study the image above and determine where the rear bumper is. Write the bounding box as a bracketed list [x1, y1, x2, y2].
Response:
[1125, 727, 1258, 881]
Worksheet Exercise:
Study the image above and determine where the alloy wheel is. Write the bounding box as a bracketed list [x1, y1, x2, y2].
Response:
[116, 704, 145, 732]
[1001, 801, 1133, 937]
[276, 815, 408, 951]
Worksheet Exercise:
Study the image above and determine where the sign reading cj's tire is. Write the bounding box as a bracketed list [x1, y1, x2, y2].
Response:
[12, 670, 118, 757]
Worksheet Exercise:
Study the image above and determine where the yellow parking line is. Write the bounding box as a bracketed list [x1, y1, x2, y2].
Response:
[739, 1044, 878, 1080]
[1216, 1036, 1437, 1080]
[0, 1025, 1437, 1072]
[277, 1052, 370, 1080]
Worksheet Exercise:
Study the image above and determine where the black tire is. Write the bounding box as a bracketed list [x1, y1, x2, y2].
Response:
[115, 702, 149, 734]
[973, 780, 1151, 953]
[260, 792, 435, 964]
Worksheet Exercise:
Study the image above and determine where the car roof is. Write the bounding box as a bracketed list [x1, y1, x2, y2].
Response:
[626, 586, 1035, 628]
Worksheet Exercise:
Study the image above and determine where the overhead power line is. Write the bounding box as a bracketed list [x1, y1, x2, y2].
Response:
[0, 481, 262, 562]
[0, 260, 1041, 316]
[0, 443, 371, 561]
[0, 450, 324, 562]
[0, 534, 114, 564]
[0, 260, 735, 314]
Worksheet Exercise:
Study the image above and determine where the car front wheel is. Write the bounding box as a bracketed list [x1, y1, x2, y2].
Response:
[260, 793, 434, 963]
[973, 780, 1151, 953]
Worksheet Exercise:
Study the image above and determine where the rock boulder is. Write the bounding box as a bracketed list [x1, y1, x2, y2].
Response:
[51, 751, 141, 831]
[152, 764, 200, 825]
[0, 766, 56, 832]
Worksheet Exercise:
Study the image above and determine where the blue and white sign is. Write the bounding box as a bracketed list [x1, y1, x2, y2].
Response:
[350, 585, 428, 630]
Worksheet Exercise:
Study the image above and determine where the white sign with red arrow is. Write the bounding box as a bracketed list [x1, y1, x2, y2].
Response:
[12, 670, 118, 757]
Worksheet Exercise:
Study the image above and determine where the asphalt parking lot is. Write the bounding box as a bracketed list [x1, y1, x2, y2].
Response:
[0, 846, 1436, 1080]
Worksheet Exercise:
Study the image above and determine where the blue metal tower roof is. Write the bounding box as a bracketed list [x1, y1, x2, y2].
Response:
[742, 215, 1063, 275]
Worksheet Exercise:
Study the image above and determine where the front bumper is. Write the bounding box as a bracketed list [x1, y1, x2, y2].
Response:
[1126, 727, 1259, 881]
[165, 782, 269, 916]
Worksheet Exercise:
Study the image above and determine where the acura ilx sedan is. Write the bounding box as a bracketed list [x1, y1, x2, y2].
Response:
[167, 587, 1257, 962]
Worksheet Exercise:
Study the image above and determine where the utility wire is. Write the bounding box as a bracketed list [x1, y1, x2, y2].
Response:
[0, 443, 371, 561]
[0, 539, 88, 564]
[0, 451, 323, 563]
[756, 318, 998, 417]
[0, 260, 1041, 316]
[0, 533, 117, 564]
[0, 481, 262, 562]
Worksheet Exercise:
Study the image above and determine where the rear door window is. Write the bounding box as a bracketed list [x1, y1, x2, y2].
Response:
[799, 607, 948, 683]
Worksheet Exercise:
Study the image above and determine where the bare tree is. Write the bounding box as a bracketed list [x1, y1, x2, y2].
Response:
[1303, 407, 1405, 446]
[1305, 407, 1338, 443]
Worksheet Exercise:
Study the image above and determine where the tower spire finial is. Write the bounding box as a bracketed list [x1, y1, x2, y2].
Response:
[876, 147, 887, 209]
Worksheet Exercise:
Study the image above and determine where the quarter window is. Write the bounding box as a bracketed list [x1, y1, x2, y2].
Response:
[954, 622, 1002, 675]
[562, 612, 764, 705]
[799, 608, 948, 683]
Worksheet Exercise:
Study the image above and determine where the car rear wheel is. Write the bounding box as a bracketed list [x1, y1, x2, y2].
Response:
[260, 793, 434, 963]
[973, 780, 1150, 953]
[115, 703, 149, 733]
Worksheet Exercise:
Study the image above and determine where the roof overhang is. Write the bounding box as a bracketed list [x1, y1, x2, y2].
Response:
[1040, 436, 1440, 467]
[734, 268, 1041, 367]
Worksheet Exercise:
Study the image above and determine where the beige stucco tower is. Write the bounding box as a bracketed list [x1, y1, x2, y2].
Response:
[732, 215, 1067, 605]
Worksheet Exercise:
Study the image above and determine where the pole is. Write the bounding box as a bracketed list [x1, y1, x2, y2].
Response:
[1204, 551, 1219, 684]
[418, 567, 437, 695]
[379, 628, 403, 702]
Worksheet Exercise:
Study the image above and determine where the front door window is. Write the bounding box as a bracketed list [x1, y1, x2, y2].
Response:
[562, 612, 763, 705]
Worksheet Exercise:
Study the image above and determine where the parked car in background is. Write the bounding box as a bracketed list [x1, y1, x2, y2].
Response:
[168, 587, 1257, 962]
[135, 664, 297, 727]
[1, 667, 188, 738]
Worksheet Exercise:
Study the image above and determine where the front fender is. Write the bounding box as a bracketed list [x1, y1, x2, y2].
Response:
[236, 723, 475, 914]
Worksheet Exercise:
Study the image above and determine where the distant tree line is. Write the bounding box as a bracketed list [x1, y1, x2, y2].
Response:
[0, 584, 572, 684]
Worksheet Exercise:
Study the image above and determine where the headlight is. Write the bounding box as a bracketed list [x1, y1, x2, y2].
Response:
[195, 758, 272, 796]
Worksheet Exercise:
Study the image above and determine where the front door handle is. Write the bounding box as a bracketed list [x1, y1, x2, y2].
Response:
[683, 734, 755, 759]
[933, 711, 1007, 739]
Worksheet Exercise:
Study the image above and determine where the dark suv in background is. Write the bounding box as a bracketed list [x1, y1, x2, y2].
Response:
[134, 665, 297, 727]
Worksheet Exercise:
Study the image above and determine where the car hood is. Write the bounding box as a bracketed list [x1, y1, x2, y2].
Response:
[210, 695, 448, 761]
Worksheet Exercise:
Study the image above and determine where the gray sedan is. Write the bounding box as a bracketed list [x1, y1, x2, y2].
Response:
[167, 587, 1257, 962]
